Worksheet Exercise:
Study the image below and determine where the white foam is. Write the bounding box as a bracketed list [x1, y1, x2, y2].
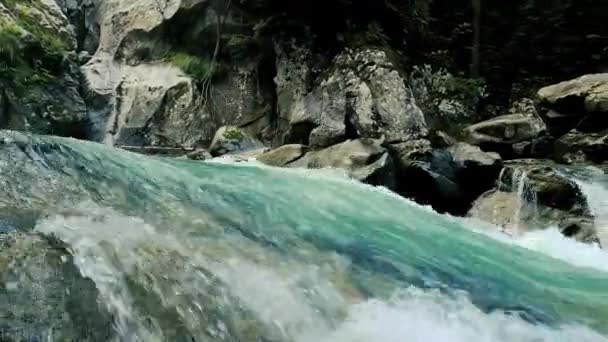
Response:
[302, 288, 607, 342]
[465, 218, 608, 273]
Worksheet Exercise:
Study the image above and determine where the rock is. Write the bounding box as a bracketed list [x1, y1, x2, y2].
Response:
[83, 60, 206, 146]
[184, 149, 213, 161]
[289, 139, 395, 187]
[256, 144, 308, 167]
[500, 162, 588, 212]
[537, 73, 608, 135]
[511, 132, 556, 159]
[448, 142, 502, 169]
[409, 64, 486, 134]
[287, 74, 348, 147]
[469, 161, 597, 243]
[554, 130, 608, 164]
[0, 2, 88, 137]
[468, 190, 525, 229]
[0, 232, 113, 340]
[390, 141, 502, 215]
[209, 126, 265, 157]
[82, 0, 274, 148]
[464, 113, 546, 146]
[429, 130, 456, 148]
[284, 48, 427, 147]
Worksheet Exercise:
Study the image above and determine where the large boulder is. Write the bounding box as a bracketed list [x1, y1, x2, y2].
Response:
[283, 48, 427, 147]
[469, 160, 597, 243]
[554, 130, 608, 165]
[390, 141, 502, 215]
[537, 73, 608, 135]
[289, 138, 395, 187]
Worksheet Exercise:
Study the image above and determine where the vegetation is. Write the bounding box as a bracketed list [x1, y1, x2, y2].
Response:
[0, 1, 71, 95]
[166, 52, 227, 81]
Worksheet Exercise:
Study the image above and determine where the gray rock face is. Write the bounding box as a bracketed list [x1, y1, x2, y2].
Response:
[289, 139, 395, 187]
[84, 60, 205, 146]
[209, 126, 265, 157]
[554, 130, 608, 164]
[282, 48, 427, 147]
[81, 0, 206, 146]
[390, 141, 502, 215]
[537, 73, 608, 135]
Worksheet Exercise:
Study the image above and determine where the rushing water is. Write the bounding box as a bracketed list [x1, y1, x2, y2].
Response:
[1, 130, 608, 341]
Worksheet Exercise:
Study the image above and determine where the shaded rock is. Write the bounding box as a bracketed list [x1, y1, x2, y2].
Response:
[0, 232, 113, 341]
[209, 126, 265, 157]
[537, 73, 608, 135]
[469, 161, 598, 244]
[0, 3, 88, 137]
[284, 48, 427, 147]
[500, 162, 588, 212]
[288, 74, 348, 147]
[554, 130, 608, 164]
[511, 132, 556, 159]
[429, 130, 456, 148]
[390, 141, 502, 215]
[559, 217, 598, 244]
[409, 64, 486, 134]
[256, 144, 308, 167]
[289, 139, 395, 187]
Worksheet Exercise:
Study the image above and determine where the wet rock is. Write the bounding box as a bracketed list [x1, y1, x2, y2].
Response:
[256, 144, 308, 167]
[470, 160, 598, 242]
[209, 126, 265, 157]
[289, 139, 395, 187]
[554, 130, 608, 164]
[0, 232, 113, 340]
[500, 162, 587, 212]
[537, 73, 608, 135]
[390, 141, 502, 215]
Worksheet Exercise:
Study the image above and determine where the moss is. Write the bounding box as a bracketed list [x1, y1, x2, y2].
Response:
[0, 0, 71, 96]
[224, 127, 244, 140]
[166, 52, 228, 82]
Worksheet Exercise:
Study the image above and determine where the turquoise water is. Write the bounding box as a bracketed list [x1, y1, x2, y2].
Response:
[1, 130, 607, 341]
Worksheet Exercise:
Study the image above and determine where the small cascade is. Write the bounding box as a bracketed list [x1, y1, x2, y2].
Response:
[511, 168, 528, 234]
[497, 167, 538, 235]
[571, 168, 608, 246]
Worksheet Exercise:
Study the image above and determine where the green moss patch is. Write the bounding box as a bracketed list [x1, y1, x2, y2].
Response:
[0, 1, 72, 94]
[166, 51, 228, 82]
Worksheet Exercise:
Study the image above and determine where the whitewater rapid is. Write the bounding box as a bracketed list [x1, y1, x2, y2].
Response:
[1, 130, 608, 341]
